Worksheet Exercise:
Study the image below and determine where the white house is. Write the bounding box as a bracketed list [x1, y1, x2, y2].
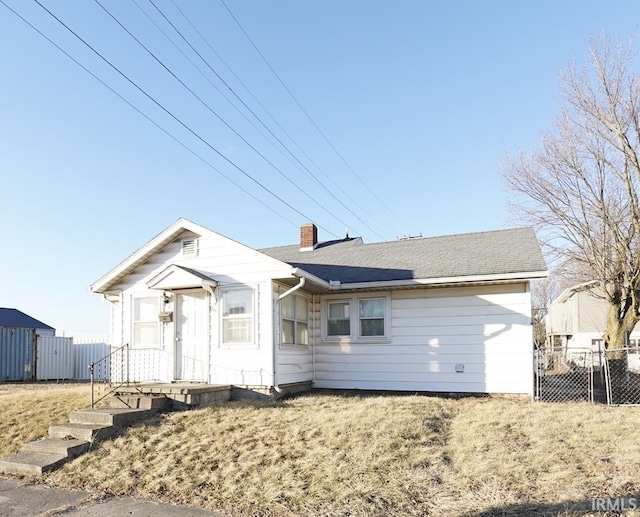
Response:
[91, 219, 547, 397]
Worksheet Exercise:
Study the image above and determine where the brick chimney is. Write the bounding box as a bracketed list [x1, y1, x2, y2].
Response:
[300, 222, 318, 251]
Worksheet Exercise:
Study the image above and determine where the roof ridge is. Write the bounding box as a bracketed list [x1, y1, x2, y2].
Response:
[260, 227, 534, 251]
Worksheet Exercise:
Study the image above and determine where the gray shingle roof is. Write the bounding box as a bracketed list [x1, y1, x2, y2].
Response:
[260, 227, 546, 284]
[0, 308, 54, 330]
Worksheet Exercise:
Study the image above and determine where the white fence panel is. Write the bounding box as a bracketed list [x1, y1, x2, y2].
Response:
[36, 336, 73, 380]
[73, 341, 110, 380]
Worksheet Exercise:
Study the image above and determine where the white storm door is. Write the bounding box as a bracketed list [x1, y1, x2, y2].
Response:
[175, 291, 209, 381]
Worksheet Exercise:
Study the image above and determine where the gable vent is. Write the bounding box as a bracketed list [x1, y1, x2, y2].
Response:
[181, 238, 197, 256]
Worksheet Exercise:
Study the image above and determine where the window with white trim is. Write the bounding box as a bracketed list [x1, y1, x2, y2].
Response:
[359, 298, 385, 336]
[327, 300, 350, 336]
[281, 293, 309, 346]
[221, 288, 254, 344]
[324, 295, 389, 341]
[133, 296, 160, 347]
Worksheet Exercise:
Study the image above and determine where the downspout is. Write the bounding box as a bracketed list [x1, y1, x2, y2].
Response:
[273, 277, 306, 393]
[312, 294, 316, 383]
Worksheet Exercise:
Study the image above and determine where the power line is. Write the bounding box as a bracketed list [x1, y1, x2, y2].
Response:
[167, 0, 399, 239]
[220, 0, 415, 234]
[143, 0, 388, 242]
[94, 0, 357, 236]
[0, 0, 300, 230]
[28, 0, 339, 238]
[131, 0, 348, 218]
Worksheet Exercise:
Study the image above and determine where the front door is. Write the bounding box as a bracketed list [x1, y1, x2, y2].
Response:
[175, 291, 209, 381]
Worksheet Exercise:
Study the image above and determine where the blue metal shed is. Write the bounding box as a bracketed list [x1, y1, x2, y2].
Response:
[0, 327, 36, 381]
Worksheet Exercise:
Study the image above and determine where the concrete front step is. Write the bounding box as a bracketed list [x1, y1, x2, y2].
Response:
[22, 438, 89, 458]
[69, 408, 155, 427]
[49, 423, 115, 442]
[0, 451, 67, 475]
[111, 395, 169, 410]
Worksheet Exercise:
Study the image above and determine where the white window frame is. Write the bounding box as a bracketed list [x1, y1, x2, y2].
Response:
[358, 297, 386, 337]
[219, 285, 256, 347]
[280, 291, 310, 348]
[322, 294, 390, 343]
[326, 299, 351, 338]
[132, 294, 161, 349]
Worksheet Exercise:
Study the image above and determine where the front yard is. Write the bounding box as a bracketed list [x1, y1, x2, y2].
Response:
[2, 384, 640, 516]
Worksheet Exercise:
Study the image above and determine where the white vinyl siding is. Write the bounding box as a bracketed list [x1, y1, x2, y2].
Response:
[314, 284, 534, 395]
[113, 229, 290, 384]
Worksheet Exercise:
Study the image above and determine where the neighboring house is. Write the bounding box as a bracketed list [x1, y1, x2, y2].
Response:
[0, 308, 55, 337]
[546, 283, 640, 353]
[91, 219, 547, 396]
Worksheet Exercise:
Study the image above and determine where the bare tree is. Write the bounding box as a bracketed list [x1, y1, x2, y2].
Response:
[531, 277, 560, 346]
[504, 35, 640, 350]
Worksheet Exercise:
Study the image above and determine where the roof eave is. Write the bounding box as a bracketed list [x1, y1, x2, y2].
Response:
[290, 267, 332, 291]
[90, 218, 210, 294]
[328, 270, 548, 291]
[551, 279, 599, 305]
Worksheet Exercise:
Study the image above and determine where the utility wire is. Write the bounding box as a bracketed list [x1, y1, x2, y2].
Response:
[28, 0, 339, 238]
[0, 0, 299, 229]
[145, 0, 387, 242]
[131, 0, 339, 208]
[94, 0, 356, 236]
[168, 0, 399, 238]
[221, 0, 415, 234]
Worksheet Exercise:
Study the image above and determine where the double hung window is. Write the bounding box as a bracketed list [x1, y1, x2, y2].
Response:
[221, 288, 254, 345]
[282, 294, 309, 346]
[325, 296, 388, 341]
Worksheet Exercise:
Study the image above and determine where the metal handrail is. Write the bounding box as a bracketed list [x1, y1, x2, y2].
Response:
[89, 342, 130, 408]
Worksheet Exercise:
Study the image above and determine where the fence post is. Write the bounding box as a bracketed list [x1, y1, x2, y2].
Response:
[126, 342, 130, 386]
[89, 362, 95, 409]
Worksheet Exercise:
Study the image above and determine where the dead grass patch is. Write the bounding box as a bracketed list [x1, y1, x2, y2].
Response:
[2, 388, 638, 516]
[0, 383, 90, 457]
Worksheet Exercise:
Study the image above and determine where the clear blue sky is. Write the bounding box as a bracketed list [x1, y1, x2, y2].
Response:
[1, 1, 639, 334]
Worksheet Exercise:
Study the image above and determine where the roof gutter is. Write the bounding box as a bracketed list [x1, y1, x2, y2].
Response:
[290, 268, 332, 290]
[327, 270, 548, 291]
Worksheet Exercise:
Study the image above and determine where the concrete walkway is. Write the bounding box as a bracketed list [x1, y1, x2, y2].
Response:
[0, 477, 223, 516]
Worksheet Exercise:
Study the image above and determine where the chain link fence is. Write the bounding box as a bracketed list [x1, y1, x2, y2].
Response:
[535, 344, 640, 405]
[604, 347, 640, 405]
[535, 347, 598, 403]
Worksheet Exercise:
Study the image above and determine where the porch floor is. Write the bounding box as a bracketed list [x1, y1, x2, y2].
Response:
[112, 383, 232, 408]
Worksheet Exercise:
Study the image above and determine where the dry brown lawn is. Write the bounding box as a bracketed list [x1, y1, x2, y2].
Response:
[3, 386, 640, 516]
[0, 383, 91, 457]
